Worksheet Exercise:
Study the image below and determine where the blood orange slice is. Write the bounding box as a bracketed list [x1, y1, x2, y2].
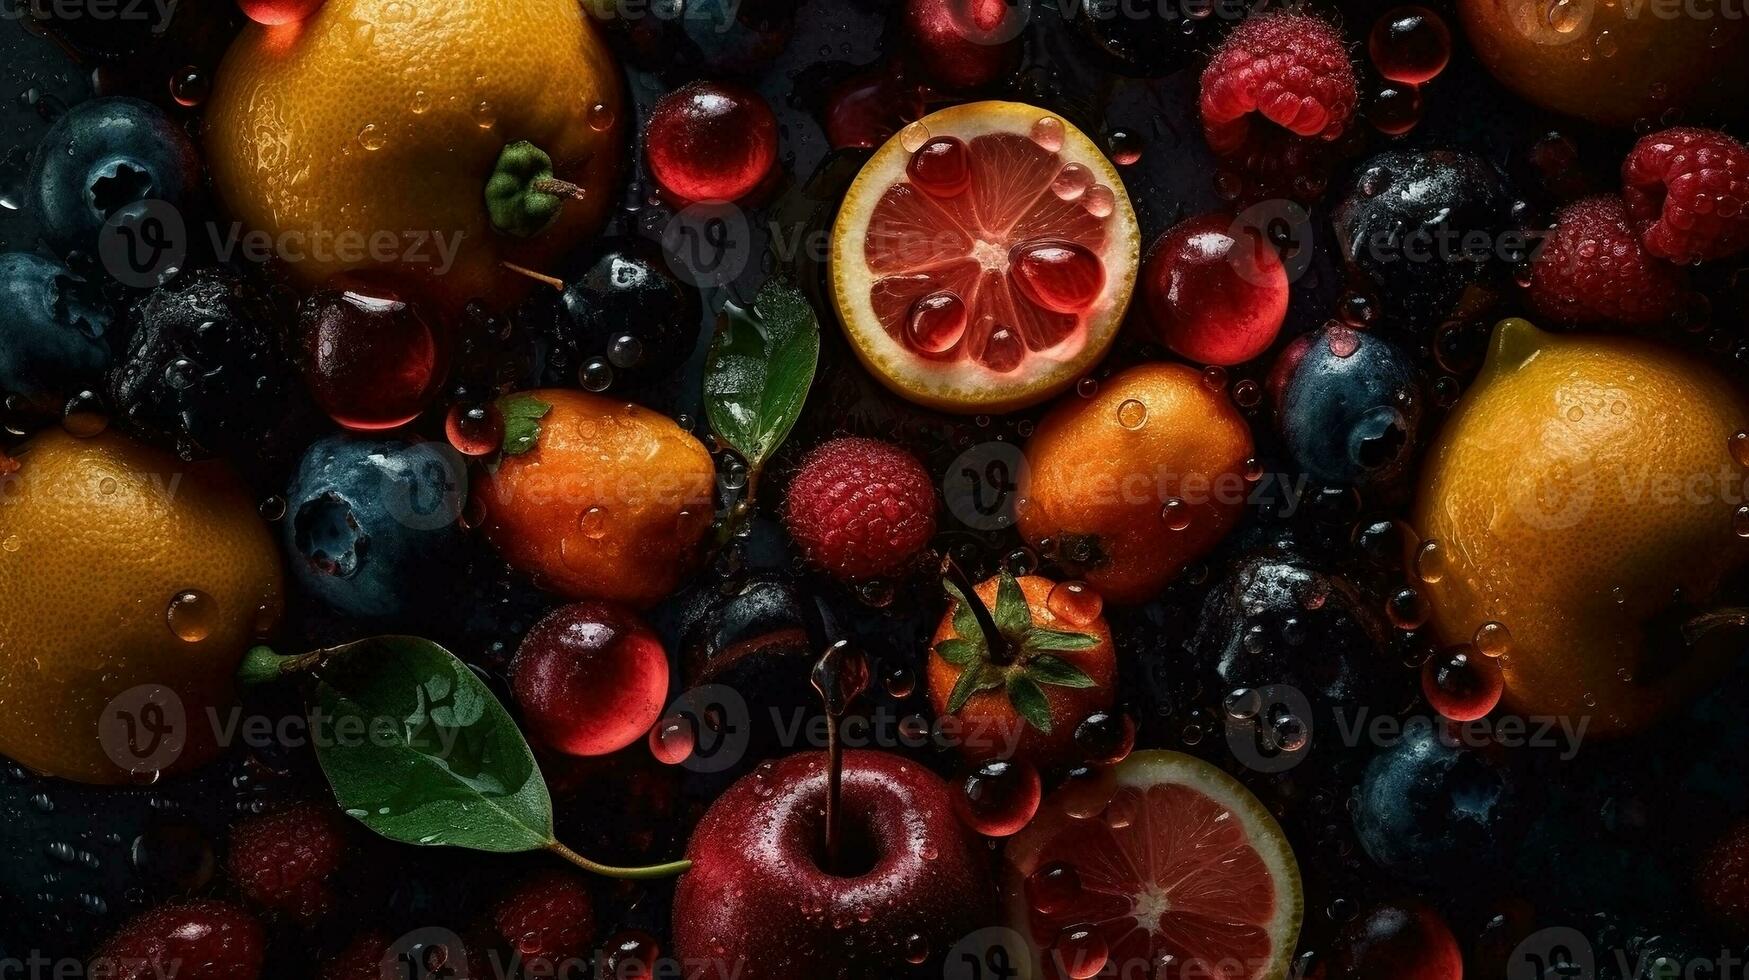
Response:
[831, 101, 1141, 413]
[1002, 751, 1303, 980]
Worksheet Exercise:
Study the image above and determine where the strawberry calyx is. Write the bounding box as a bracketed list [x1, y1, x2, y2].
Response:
[485, 140, 589, 238]
[936, 568, 1099, 733]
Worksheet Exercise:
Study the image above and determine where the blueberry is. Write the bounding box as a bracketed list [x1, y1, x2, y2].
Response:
[1352, 717, 1522, 882]
[1272, 323, 1424, 488]
[0, 251, 112, 402]
[27, 97, 201, 258]
[284, 436, 469, 623]
[1333, 148, 1515, 327]
[109, 267, 300, 464]
[528, 237, 702, 385]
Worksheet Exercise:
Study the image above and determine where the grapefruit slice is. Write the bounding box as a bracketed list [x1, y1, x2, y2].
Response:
[1002, 751, 1302, 980]
[831, 101, 1141, 413]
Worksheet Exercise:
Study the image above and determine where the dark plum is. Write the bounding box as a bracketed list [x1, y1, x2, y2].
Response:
[512, 601, 671, 758]
[27, 97, 201, 257]
[1352, 717, 1523, 882]
[283, 435, 468, 623]
[1066, 0, 1261, 77]
[1271, 323, 1424, 488]
[0, 252, 112, 402]
[1333, 148, 1515, 327]
[298, 281, 447, 431]
[109, 267, 298, 463]
[528, 238, 702, 386]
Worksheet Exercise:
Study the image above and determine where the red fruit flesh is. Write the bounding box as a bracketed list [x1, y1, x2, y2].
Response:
[226, 801, 348, 924]
[867, 133, 1111, 372]
[645, 81, 778, 203]
[1143, 214, 1288, 366]
[90, 901, 266, 980]
[783, 437, 938, 581]
[511, 602, 671, 757]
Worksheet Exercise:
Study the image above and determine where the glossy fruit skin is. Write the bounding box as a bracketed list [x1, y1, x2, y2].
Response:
[903, 0, 1023, 90]
[1333, 149, 1514, 326]
[1458, 0, 1749, 127]
[89, 900, 265, 980]
[511, 601, 670, 757]
[1413, 320, 1749, 733]
[478, 390, 715, 608]
[0, 428, 283, 784]
[283, 435, 468, 623]
[1142, 213, 1288, 366]
[783, 437, 938, 581]
[109, 267, 297, 463]
[1272, 324, 1424, 488]
[492, 869, 597, 974]
[1324, 899, 1464, 980]
[298, 283, 448, 430]
[671, 750, 996, 980]
[27, 97, 201, 257]
[1352, 718, 1521, 882]
[205, 0, 624, 312]
[0, 252, 112, 402]
[645, 81, 778, 203]
[927, 576, 1116, 772]
[531, 238, 702, 384]
[1016, 363, 1254, 604]
[226, 802, 349, 924]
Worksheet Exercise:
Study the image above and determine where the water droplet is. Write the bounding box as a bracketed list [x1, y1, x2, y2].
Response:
[898, 120, 932, 153]
[905, 291, 968, 356]
[1474, 621, 1512, 657]
[166, 589, 216, 643]
[1051, 163, 1094, 201]
[1030, 116, 1065, 152]
[580, 506, 609, 539]
[1161, 498, 1191, 531]
[1414, 540, 1446, 583]
[588, 102, 616, 131]
[1046, 581, 1103, 626]
[1116, 398, 1147, 430]
[357, 123, 386, 151]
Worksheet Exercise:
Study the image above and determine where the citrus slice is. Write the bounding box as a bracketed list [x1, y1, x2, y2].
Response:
[1002, 750, 1303, 980]
[831, 101, 1141, 413]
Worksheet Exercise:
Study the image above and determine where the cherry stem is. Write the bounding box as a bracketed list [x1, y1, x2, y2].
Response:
[532, 176, 588, 202]
[1682, 607, 1749, 645]
[546, 840, 691, 880]
[940, 555, 1015, 666]
[811, 639, 866, 876]
[499, 260, 567, 292]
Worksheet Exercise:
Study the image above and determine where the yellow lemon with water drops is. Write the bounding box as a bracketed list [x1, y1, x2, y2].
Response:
[0, 428, 283, 784]
[1412, 319, 1749, 734]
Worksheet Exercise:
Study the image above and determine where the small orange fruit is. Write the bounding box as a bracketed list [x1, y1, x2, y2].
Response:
[478, 390, 715, 608]
[205, 0, 624, 313]
[1414, 319, 1749, 733]
[0, 429, 283, 784]
[927, 573, 1115, 772]
[1016, 362, 1255, 604]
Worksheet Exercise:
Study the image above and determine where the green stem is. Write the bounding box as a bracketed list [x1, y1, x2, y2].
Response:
[238, 645, 334, 687]
[546, 840, 691, 880]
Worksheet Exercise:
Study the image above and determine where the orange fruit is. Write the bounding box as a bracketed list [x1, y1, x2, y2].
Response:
[479, 390, 715, 608]
[0, 429, 283, 785]
[1458, 0, 1749, 127]
[1413, 319, 1749, 733]
[830, 101, 1142, 413]
[205, 0, 625, 313]
[927, 574, 1115, 772]
[1016, 363, 1255, 604]
[1003, 750, 1303, 980]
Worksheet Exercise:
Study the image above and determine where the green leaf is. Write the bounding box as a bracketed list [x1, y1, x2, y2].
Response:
[1007, 675, 1053, 733]
[947, 664, 1001, 713]
[943, 578, 986, 652]
[499, 394, 552, 456]
[310, 636, 554, 854]
[1024, 654, 1098, 689]
[993, 571, 1032, 638]
[1024, 627, 1103, 654]
[703, 279, 820, 473]
[934, 638, 981, 668]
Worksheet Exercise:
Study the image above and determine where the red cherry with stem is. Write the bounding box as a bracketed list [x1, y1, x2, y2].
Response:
[1143, 213, 1289, 366]
[511, 601, 671, 757]
[645, 81, 778, 203]
[300, 282, 446, 431]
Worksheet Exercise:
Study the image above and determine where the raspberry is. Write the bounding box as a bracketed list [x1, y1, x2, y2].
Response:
[226, 801, 349, 924]
[1622, 127, 1749, 264]
[1526, 195, 1689, 327]
[782, 437, 938, 581]
[1200, 13, 1358, 156]
[493, 869, 597, 975]
[89, 900, 265, 980]
[1699, 819, 1749, 938]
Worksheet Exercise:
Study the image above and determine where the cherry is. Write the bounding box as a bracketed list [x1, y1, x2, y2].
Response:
[904, 0, 1023, 90]
[237, 0, 325, 25]
[1369, 7, 1452, 85]
[1421, 646, 1503, 721]
[1142, 213, 1289, 365]
[444, 402, 503, 457]
[825, 67, 926, 150]
[1012, 239, 1105, 314]
[299, 282, 446, 431]
[953, 759, 1042, 837]
[908, 137, 972, 198]
[645, 81, 777, 203]
[511, 602, 671, 757]
[1073, 711, 1135, 766]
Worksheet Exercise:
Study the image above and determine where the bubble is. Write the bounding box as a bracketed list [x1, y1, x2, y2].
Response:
[1474, 621, 1512, 657]
[648, 716, 694, 765]
[1052, 163, 1094, 201]
[1414, 540, 1446, 583]
[166, 589, 216, 643]
[1386, 586, 1430, 630]
[1026, 863, 1083, 916]
[1161, 498, 1191, 531]
[1116, 398, 1148, 430]
[1053, 925, 1109, 980]
[899, 120, 932, 153]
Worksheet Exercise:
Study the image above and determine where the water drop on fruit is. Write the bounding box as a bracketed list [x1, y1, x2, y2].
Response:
[1074, 711, 1135, 765]
[906, 291, 969, 356]
[1030, 116, 1065, 152]
[649, 715, 695, 765]
[237, 0, 325, 25]
[645, 81, 778, 203]
[1116, 398, 1147, 429]
[62, 391, 108, 438]
[587, 102, 617, 132]
[1082, 184, 1116, 218]
[1422, 647, 1503, 721]
[169, 67, 209, 108]
[1414, 540, 1446, 583]
[445, 403, 503, 457]
[1046, 581, 1103, 626]
[1369, 6, 1451, 84]
[1052, 163, 1094, 201]
[1108, 130, 1142, 166]
[166, 589, 215, 643]
[1387, 587, 1431, 630]
[1370, 84, 1425, 136]
[1026, 862, 1083, 915]
[1735, 504, 1749, 538]
[884, 665, 917, 698]
[954, 759, 1042, 837]
[1161, 497, 1191, 531]
[1473, 621, 1512, 658]
[978, 323, 1025, 373]
[898, 120, 932, 153]
[605, 930, 660, 980]
[1053, 925, 1110, 980]
[904, 935, 929, 965]
[580, 506, 610, 539]
[1012, 240, 1105, 314]
[907, 136, 971, 198]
